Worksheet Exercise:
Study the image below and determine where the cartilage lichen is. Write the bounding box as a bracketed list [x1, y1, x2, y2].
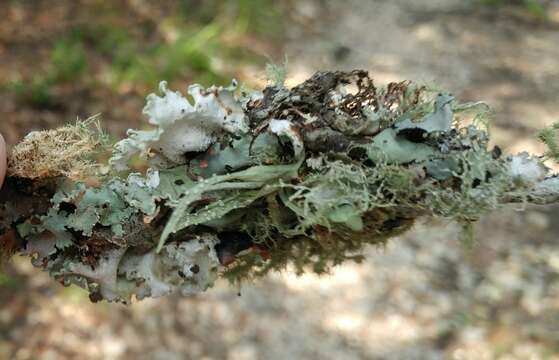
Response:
[2, 70, 558, 303]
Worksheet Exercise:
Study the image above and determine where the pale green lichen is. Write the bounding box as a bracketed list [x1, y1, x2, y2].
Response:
[394, 93, 454, 133]
[5, 70, 559, 303]
[537, 122, 559, 162]
[158, 160, 301, 252]
[363, 127, 436, 164]
[189, 133, 280, 178]
[265, 56, 289, 87]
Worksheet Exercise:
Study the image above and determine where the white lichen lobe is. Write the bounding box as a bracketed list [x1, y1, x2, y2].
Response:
[269, 119, 304, 158]
[508, 152, 547, 184]
[120, 234, 220, 300]
[65, 235, 220, 303]
[111, 81, 249, 170]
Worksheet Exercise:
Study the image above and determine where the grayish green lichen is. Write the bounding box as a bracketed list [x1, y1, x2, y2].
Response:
[2, 70, 558, 303]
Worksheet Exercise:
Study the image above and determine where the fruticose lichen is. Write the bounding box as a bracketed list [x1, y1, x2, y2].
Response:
[1, 70, 558, 303]
[8, 117, 107, 180]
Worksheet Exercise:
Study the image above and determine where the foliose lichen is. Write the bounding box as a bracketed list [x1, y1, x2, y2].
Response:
[1, 69, 558, 303]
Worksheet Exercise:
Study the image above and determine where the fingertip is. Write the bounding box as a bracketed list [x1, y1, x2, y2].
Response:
[0, 133, 6, 188]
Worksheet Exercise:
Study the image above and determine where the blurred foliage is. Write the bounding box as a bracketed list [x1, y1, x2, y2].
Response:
[1, 0, 289, 109]
[0, 271, 17, 289]
[6, 34, 89, 108]
[50, 37, 89, 83]
[478, 0, 549, 18]
[179, 0, 285, 37]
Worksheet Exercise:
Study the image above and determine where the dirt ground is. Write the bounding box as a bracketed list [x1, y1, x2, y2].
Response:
[2, 1, 559, 359]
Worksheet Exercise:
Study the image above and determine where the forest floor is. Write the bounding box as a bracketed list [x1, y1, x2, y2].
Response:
[1, 1, 559, 359]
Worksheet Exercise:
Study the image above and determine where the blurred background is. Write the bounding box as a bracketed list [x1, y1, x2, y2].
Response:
[1, 0, 559, 359]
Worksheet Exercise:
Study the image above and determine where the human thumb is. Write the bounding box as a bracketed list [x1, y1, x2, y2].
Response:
[0, 134, 6, 188]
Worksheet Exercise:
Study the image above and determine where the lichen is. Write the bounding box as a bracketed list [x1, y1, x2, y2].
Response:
[8, 117, 107, 180]
[537, 122, 559, 162]
[508, 152, 547, 185]
[120, 235, 220, 299]
[2, 70, 559, 303]
[110, 81, 249, 171]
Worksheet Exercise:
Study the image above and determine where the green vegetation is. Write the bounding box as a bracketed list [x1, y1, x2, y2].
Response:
[50, 37, 88, 83]
[2, 1, 288, 108]
[478, 0, 549, 19]
[0, 272, 16, 288]
[6, 34, 88, 108]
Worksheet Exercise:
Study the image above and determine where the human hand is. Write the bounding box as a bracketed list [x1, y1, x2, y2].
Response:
[0, 134, 6, 188]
